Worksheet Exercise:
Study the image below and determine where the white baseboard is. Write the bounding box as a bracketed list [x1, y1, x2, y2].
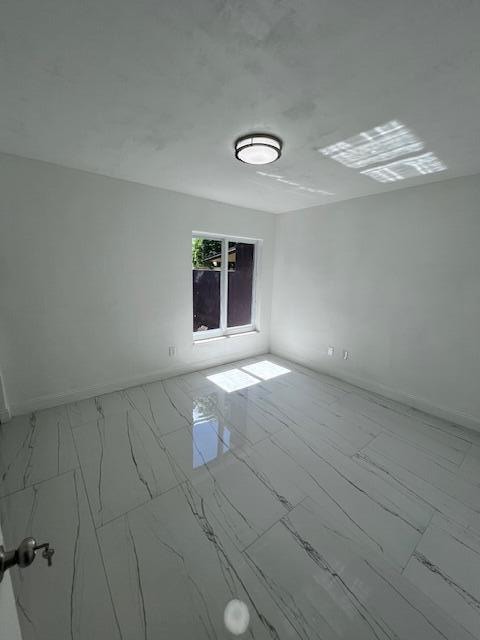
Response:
[10, 347, 480, 434]
[9, 364, 196, 415]
[9, 349, 267, 416]
[271, 348, 480, 433]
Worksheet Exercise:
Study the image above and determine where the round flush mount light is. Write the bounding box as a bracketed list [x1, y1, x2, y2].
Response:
[235, 133, 282, 165]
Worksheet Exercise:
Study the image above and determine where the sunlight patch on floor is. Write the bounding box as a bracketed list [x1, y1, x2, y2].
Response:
[206, 368, 260, 392]
[242, 360, 291, 380]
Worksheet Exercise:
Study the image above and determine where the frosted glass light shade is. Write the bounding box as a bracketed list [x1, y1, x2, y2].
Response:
[235, 134, 282, 165]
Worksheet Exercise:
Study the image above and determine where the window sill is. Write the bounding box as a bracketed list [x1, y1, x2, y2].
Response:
[193, 330, 259, 345]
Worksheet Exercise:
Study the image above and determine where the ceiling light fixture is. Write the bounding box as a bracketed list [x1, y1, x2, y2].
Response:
[235, 134, 282, 165]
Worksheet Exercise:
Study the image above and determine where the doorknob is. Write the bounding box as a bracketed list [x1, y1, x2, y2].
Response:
[0, 537, 55, 582]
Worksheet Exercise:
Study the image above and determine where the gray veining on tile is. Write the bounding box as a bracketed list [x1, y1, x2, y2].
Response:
[337, 393, 471, 466]
[234, 440, 307, 511]
[242, 386, 368, 456]
[3, 354, 480, 639]
[404, 514, 480, 638]
[269, 429, 425, 569]
[67, 390, 130, 428]
[354, 447, 480, 534]
[406, 406, 480, 446]
[270, 367, 349, 402]
[123, 380, 190, 435]
[245, 498, 475, 640]
[267, 374, 342, 407]
[367, 432, 480, 512]
[201, 388, 287, 444]
[0, 470, 120, 640]
[162, 419, 297, 550]
[98, 483, 298, 639]
[192, 456, 293, 550]
[161, 377, 198, 423]
[0, 406, 77, 497]
[73, 409, 180, 526]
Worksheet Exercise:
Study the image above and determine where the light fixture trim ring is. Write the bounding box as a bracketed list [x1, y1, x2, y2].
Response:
[234, 133, 283, 164]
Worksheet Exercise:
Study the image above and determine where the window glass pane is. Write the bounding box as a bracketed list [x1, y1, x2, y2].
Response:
[192, 237, 222, 332]
[227, 242, 254, 328]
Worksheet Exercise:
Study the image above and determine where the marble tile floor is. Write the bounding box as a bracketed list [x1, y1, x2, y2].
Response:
[1, 354, 480, 639]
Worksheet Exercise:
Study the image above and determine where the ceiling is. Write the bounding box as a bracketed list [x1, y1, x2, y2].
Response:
[1, 0, 480, 213]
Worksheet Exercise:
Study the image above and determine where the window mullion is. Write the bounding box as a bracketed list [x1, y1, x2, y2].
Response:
[220, 238, 228, 332]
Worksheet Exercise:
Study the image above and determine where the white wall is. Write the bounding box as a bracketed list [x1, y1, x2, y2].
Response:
[0, 523, 23, 640]
[0, 153, 275, 414]
[271, 173, 480, 430]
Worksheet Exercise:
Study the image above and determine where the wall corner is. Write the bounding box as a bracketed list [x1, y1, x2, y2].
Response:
[0, 368, 11, 423]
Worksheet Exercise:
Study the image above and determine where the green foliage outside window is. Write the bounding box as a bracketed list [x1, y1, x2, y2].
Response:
[192, 238, 222, 269]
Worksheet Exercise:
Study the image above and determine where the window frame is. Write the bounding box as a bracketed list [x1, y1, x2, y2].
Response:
[192, 232, 259, 341]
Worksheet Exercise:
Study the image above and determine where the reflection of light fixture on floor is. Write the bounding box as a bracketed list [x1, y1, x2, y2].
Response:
[235, 134, 282, 165]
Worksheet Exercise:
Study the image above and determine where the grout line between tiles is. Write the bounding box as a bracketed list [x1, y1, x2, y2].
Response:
[458, 442, 473, 471]
[241, 497, 306, 554]
[401, 508, 437, 575]
[0, 466, 79, 501]
[69, 420, 125, 640]
[94, 481, 185, 532]
[4, 354, 480, 639]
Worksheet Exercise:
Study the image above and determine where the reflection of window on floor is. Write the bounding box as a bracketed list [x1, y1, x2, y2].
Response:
[192, 234, 258, 339]
[192, 418, 231, 469]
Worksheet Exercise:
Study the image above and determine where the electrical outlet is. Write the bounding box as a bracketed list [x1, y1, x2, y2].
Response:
[343, 350, 349, 360]
[327, 346, 334, 356]
[168, 345, 176, 357]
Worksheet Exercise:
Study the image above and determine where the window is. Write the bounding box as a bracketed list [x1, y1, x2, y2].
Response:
[192, 234, 258, 339]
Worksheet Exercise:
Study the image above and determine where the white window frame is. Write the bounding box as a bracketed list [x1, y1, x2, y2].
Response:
[192, 232, 259, 341]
